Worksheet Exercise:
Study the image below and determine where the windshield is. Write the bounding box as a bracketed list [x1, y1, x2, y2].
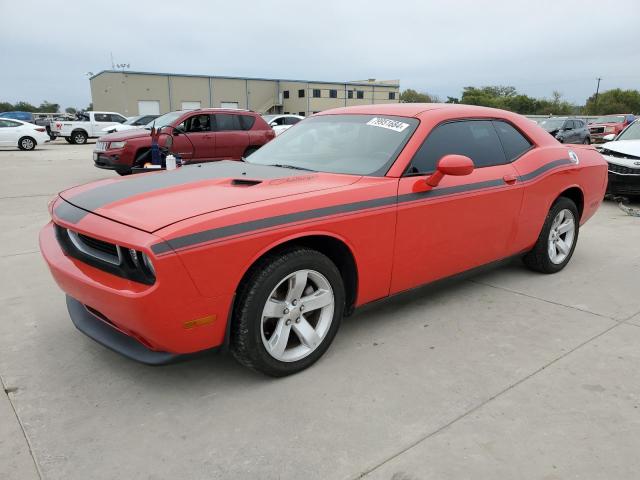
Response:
[245, 114, 419, 176]
[262, 115, 277, 123]
[123, 116, 141, 125]
[538, 118, 566, 132]
[617, 121, 640, 141]
[145, 111, 184, 129]
[590, 116, 625, 124]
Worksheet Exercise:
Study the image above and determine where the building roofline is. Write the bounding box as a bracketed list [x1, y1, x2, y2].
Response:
[89, 70, 400, 88]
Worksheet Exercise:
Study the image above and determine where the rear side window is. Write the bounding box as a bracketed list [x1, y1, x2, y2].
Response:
[215, 114, 241, 131]
[239, 115, 255, 130]
[493, 121, 532, 161]
[409, 120, 507, 174]
[0, 119, 20, 127]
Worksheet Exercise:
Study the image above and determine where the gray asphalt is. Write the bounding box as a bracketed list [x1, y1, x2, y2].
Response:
[1, 142, 639, 480]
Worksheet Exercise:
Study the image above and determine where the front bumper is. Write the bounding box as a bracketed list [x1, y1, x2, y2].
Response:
[94, 151, 130, 172]
[607, 171, 640, 196]
[40, 218, 234, 359]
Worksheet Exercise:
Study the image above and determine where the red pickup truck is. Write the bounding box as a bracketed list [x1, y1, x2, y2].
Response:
[94, 109, 275, 175]
[588, 114, 636, 143]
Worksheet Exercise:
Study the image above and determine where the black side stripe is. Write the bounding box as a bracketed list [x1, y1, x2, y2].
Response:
[151, 158, 573, 255]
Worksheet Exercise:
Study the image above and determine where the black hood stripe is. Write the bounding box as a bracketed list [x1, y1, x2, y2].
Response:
[61, 161, 307, 222]
[151, 159, 573, 255]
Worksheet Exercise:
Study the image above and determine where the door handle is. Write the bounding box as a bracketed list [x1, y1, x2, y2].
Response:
[503, 174, 517, 185]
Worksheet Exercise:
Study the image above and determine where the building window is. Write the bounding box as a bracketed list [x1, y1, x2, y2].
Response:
[389, 92, 396, 100]
[283, 90, 290, 99]
[299, 112, 305, 116]
[329, 89, 337, 98]
[347, 90, 354, 99]
[357, 90, 364, 99]
[313, 111, 320, 114]
[284, 111, 290, 114]
[313, 89, 321, 98]
[298, 89, 305, 98]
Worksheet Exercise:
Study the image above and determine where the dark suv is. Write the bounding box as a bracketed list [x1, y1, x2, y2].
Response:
[538, 117, 591, 144]
[94, 109, 275, 175]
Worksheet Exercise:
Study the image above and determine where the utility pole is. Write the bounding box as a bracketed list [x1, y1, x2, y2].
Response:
[594, 77, 602, 110]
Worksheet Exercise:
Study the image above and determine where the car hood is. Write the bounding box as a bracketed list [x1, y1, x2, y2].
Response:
[600, 140, 640, 158]
[59, 161, 360, 232]
[98, 128, 152, 142]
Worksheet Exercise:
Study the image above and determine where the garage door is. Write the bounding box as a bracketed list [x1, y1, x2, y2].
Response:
[138, 101, 160, 115]
[221, 102, 240, 109]
[181, 101, 201, 110]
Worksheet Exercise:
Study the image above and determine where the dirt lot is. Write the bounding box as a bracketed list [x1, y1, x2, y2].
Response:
[1, 141, 639, 480]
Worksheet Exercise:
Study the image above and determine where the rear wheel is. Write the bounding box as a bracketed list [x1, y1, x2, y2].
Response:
[231, 248, 345, 376]
[71, 130, 87, 145]
[523, 197, 579, 273]
[18, 137, 36, 151]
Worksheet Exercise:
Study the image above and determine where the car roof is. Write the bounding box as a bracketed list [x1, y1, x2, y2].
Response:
[317, 103, 532, 119]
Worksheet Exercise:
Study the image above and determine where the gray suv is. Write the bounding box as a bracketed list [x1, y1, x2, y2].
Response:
[539, 117, 591, 144]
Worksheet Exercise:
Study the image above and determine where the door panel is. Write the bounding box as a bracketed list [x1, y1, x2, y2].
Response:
[213, 114, 249, 159]
[391, 164, 523, 294]
[172, 113, 215, 161]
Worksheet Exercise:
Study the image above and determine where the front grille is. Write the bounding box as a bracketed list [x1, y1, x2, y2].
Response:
[608, 163, 640, 175]
[95, 141, 108, 152]
[589, 127, 605, 134]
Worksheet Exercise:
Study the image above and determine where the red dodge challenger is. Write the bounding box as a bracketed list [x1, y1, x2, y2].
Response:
[40, 104, 607, 376]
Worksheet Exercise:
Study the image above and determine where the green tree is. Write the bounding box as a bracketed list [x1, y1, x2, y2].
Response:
[400, 89, 439, 103]
[0, 101, 14, 111]
[38, 101, 60, 113]
[584, 89, 640, 115]
[12, 101, 37, 112]
[65, 107, 77, 114]
[445, 96, 459, 104]
[86, 102, 94, 111]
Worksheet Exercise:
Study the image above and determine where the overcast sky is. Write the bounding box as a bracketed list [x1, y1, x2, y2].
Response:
[1, 0, 639, 109]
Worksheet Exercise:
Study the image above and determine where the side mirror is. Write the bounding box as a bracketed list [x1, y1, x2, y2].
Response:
[416, 155, 474, 192]
[270, 122, 278, 127]
[602, 133, 615, 142]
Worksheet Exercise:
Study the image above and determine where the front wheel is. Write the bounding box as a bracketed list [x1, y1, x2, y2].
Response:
[523, 197, 579, 273]
[231, 248, 345, 376]
[71, 131, 87, 145]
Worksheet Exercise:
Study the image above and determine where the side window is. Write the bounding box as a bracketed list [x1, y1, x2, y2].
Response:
[493, 121, 532, 161]
[93, 113, 110, 122]
[409, 120, 507, 174]
[0, 119, 19, 127]
[214, 113, 241, 131]
[565, 120, 575, 130]
[112, 114, 127, 123]
[239, 115, 255, 130]
[285, 117, 301, 126]
[182, 114, 211, 132]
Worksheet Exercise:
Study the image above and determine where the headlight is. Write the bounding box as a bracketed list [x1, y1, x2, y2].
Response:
[604, 126, 615, 133]
[126, 248, 156, 281]
[109, 141, 127, 149]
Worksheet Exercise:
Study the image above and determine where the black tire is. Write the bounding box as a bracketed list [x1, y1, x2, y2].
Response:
[48, 135, 56, 141]
[231, 247, 345, 377]
[71, 130, 87, 145]
[243, 146, 259, 158]
[18, 137, 36, 151]
[64, 137, 74, 144]
[523, 197, 579, 274]
[116, 169, 132, 176]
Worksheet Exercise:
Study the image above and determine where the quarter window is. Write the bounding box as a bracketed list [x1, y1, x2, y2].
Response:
[239, 115, 256, 130]
[408, 120, 507, 174]
[492, 121, 532, 161]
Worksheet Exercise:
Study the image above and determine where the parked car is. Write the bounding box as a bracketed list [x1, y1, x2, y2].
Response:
[262, 114, 304, 135]
[598, 119, 640, 197]
[50, 111, 128, 144]
[40, 104, 607, 376]
[101, 115, 159, 134]
[538, 117, 591, 144]
[0, 118, 50, 150]
[588, 114, 636, 143]
[0, 111, 35, 123]
[93, 109, 275, 175]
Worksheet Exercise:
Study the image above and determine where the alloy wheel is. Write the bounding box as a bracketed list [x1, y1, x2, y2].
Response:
[547, 208, 575, 264]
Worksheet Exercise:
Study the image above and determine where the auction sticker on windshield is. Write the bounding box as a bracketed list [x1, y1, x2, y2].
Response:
[366, 117, 410, 132]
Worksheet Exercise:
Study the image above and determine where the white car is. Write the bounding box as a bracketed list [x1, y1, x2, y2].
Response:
[101, 114, 160, 134]
[262, 114, 304, 135]
[599, 120, 640, 197]
[0, 118, 50, 150]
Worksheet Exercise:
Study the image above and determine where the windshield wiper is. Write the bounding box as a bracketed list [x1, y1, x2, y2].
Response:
[267, 163, 316, 172]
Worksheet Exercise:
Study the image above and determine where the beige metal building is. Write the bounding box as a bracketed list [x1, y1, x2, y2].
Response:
[90, 70, 400, 117]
